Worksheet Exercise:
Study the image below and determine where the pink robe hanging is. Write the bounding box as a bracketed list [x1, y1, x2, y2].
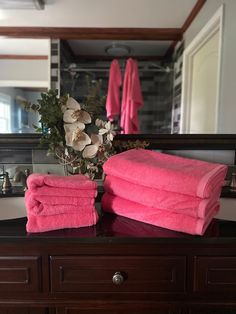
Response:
[105, 59, 122, 121]
[120, 58, 143, 134]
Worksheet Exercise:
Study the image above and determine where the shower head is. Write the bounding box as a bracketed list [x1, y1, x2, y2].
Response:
[150, 63, 173, 73]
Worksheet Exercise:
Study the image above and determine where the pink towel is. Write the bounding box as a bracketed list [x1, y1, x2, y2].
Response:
[106, 59, 122, 121]
[102, 192, 219, 235]
[104, 175, 221, 218]
[25, 190, 95, 216]
[120, 58, 143, 134]
[25, 192, 95, 206]
[27, 186, 97, 198]
[103, 149, 227, 198]
[27, 173, 97, 191]
[26, 209, 99, 233]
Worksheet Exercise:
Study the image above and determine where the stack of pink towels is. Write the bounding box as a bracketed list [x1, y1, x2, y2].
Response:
[25, 173, 99, 233]
[102, 149, 228, 235]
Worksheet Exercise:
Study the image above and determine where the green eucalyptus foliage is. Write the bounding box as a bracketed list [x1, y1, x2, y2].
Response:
[37, 90, 68, 154]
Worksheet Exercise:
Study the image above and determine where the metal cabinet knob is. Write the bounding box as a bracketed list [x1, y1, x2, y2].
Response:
[112, 272, 124, 285]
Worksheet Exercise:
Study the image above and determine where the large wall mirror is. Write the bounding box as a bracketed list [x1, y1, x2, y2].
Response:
[0, 2, 235, 139]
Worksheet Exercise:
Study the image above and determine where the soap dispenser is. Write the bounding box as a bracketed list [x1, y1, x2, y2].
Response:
[2, 172, 12, 193]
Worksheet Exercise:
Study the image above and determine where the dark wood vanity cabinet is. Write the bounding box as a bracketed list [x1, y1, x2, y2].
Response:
[0, 309, 47, 314]
[56, 307, 182, 314]
[1, 215, 236, 314]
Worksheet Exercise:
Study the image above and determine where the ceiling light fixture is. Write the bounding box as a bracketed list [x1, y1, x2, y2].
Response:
[0, 0, 45, 10]
[105, 43, 131, 57]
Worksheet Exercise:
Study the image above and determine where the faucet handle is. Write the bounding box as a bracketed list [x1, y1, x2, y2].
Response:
[25, 168, 30, 177]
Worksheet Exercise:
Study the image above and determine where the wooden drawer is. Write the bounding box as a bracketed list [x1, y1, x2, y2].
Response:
[0, 309, 47, 314]
[194, 256, 236, 293]
[0, 256, 41, 292]
[59, 307, 181, 314]
[50, 255, 186, 293]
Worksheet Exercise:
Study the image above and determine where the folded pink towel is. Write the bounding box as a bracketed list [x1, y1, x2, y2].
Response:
[103, 149, 227, 198]
[27, 173, 97, 191]
[26, 209, 99, 233]
[101, 192, 219, 235]
[25, 192, 95, 206]
[25, 190, 95, 216]
[104, 175, 221, 218]
[27, 186, 97, 198]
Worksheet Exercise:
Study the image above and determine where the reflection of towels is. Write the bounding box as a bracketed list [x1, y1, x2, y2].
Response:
[120, 58, 143, 134]
[106, 59, 122, 121]
[104, 175, 221, 218]
[103, 149, 227, 198]
[102, 192, 219, 235]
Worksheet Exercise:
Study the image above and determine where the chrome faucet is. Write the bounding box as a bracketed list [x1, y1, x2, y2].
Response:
[13, 168, 30, 191]
[0, 171, 12, 193]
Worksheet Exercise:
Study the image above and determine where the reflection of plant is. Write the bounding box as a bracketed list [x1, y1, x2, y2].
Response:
[26, 88, 115, 179]
[114, 139, 150, 152]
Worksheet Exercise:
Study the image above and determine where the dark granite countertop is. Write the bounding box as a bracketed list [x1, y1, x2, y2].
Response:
[0, 212, 236, 244]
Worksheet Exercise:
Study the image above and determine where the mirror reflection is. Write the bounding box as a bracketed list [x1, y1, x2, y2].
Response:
[60, 39, 177, 134]
[0, 38, 50, 134]
[0, 4, 232, 135]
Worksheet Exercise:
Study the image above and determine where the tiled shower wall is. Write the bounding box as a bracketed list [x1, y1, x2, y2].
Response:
[50, 39, 60, 94]
[61, 53, 174, 134]
[171, 40, 184, 134]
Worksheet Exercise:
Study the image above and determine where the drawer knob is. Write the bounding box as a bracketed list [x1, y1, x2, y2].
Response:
[112, 272, 124, 285]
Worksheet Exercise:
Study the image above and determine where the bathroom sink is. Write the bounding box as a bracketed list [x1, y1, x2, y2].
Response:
[0, 197, 26, 220]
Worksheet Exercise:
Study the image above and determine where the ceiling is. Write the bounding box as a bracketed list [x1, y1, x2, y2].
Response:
[66, 40, 173, 59]
[0, 0, 44, 10]
[0, 0, 199, 28]
[63, 0, 201, 59]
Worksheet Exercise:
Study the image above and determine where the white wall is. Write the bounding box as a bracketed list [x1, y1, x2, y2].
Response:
[0, 60, 48, 87]
[184, 0, 236, 134]
[0, 0, 196, 28]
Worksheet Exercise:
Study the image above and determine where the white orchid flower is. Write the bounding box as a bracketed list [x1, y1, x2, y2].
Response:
[82, 134, 103, 159]
[98, 121, 116, 141]
[64, 122, 91, 151]
[63, 97, 91, 125]
[95, 118, 106, 128]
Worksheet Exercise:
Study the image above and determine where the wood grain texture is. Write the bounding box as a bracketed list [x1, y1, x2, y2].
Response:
[0, 27, 182, 41]
[181, 0, 207, 33]
[0, 55, 48, 60]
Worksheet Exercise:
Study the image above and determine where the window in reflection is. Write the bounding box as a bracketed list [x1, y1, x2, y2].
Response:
[0, 87, 43, 133]
[0, 93, 11, 132]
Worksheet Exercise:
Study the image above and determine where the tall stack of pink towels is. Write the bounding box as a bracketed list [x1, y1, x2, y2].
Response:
[102, 149, 228, 235]
[25, 173, 99, 233]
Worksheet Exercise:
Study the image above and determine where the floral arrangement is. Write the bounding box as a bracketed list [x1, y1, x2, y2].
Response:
[25, 89, 116, 179]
